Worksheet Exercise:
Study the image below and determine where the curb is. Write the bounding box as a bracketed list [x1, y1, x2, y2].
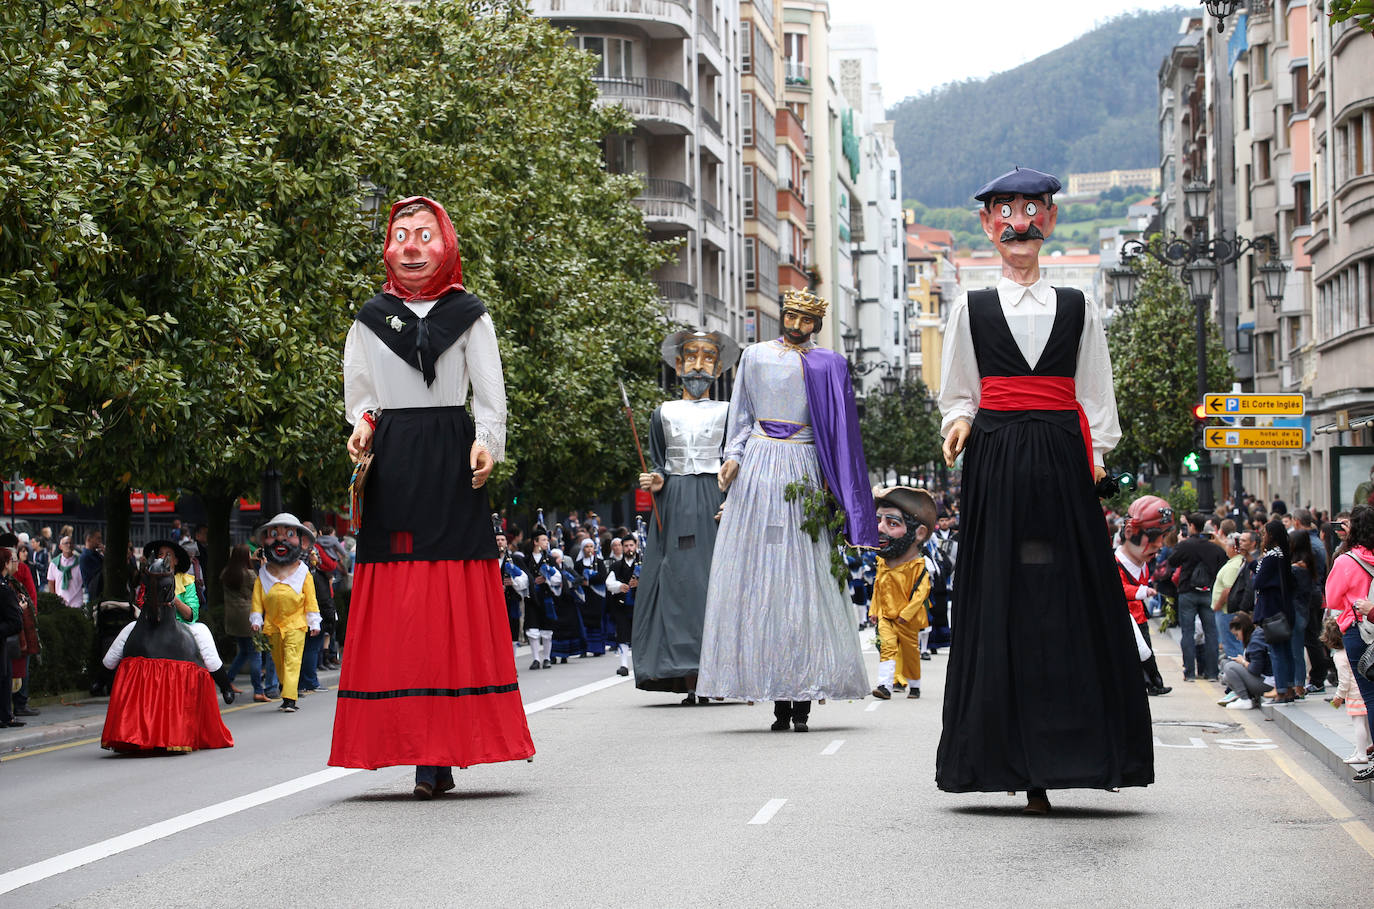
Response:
[1, 715, 108, 756]
[1261, 700, 1374, 806]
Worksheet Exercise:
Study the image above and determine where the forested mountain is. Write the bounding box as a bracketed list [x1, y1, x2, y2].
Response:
[891, 8, 1188, 208]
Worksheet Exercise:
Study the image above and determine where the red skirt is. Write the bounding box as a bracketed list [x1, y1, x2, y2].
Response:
[328, 560, 535, 770]
[101, 657, 234, 753]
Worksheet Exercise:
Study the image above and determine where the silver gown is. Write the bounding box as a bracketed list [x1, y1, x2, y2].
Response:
[695, 340, 870, 701]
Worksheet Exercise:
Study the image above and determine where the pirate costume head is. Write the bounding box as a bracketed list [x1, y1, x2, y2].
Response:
[872, 485, 937, 561]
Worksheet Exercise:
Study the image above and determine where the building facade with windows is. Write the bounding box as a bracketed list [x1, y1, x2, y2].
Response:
[831, 24, 905, 396]
[532, 0, 748, 339]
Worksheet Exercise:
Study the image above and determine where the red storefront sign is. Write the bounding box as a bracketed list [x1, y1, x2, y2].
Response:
[131, 491, 176, 513]
[2, 480, 63, 515]
[238, 498, 261, 512]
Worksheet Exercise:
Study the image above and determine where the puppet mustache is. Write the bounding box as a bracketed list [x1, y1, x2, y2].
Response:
[1000, 225, 1045, 243]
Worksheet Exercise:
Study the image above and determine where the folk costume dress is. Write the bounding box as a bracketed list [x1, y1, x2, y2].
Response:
[695, 338, 877, 702]
[101, 604, 232, 753]
[330, 197, 534, 771]
[632, 397, 730, 693]
[934, 278, 1153, 793]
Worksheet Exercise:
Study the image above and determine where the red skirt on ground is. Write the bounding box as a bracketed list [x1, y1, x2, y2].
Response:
[328, 560, 535, 770]
[101, 657, 234, 753]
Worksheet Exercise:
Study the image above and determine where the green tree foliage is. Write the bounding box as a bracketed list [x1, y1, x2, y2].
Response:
[1106, 251, 1234, 486]
[859, 378, 942, 484]
[890, 9, 1185, 208]
[0, 0, 668, 605]
[1328, 0, 1374, 32]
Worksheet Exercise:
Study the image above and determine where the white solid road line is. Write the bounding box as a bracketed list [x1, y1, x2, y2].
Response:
[820, 739, 845, 756]
[747, 798, 788, 825]
[0, 672, 634, 897]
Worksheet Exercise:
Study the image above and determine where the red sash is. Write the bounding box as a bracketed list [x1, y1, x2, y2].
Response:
[979, 376, 1093, 476]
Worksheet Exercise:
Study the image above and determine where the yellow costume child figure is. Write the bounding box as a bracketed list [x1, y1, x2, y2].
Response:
[249, 513, 320, 713]
[869, 486, 937, 700]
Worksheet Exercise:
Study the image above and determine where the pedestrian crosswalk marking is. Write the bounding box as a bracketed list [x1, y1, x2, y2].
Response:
[820, 739, 845, 755]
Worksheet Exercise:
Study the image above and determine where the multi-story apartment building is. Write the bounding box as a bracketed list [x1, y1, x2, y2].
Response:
[1304, 3, 1374, 512]
[831, 24, 905, 396]
[531, 0, 747, 340]
[740, 0, 781, 344]
[1067, 168, 1161, 196]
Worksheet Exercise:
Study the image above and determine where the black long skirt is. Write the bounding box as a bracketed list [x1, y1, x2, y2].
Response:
[935, 413, 1154, 792]
[356, 406, 496, 564]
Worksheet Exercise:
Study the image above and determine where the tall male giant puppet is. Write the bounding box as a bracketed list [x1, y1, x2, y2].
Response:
[696, 289, 877, 732]
[934, 168, 1153, 814]
[633, 329, 739, 703]
[333, 197, 534, 799]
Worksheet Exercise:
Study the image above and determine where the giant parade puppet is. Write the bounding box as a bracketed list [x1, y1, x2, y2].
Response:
[632, 328, 739, 704]
[695, 288, 877, 732]
[332, 196, 535, 799]
[933, 167, 1153, 814]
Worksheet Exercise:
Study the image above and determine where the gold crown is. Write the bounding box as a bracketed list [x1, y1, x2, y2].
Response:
[782, 288, 828, 319]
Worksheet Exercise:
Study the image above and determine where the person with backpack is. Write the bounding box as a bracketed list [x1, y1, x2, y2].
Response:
[1164, 512, 1228, 681]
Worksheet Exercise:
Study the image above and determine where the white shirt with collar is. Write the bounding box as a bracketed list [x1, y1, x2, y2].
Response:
[937, 275, 1121, 468]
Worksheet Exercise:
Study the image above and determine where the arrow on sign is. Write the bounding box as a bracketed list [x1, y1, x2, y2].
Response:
[1208, 430, 1225, 446]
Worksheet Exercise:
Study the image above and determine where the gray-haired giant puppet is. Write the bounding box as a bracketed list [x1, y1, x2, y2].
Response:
[100, 548, 235, 752]
[631, 329, 739, 702]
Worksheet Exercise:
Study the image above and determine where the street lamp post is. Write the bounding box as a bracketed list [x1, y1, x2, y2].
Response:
[1111, 180, 1288, 514]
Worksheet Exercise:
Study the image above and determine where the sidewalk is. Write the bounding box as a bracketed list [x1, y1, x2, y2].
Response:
[1164, 623, 1374, 805]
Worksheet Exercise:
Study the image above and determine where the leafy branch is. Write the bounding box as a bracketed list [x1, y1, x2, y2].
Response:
[783, 474, 850, 590]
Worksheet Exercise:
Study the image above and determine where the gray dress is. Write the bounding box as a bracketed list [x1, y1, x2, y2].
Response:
[632, 398, 730, 692]
[695, 341, 869, 702]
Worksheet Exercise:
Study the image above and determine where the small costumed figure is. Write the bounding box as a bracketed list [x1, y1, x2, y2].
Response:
[333, 197, 533, 797]
[632, 328, 739, 703]
[935, 167, 1152, 814]
[249, 514, 320, 713]
[101, 551, 235, 753]
[869, 487, 936, 701]
[1115, 495, 1175, 697]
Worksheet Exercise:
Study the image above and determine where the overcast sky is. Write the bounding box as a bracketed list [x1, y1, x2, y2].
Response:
[830, 1, 1192, 109]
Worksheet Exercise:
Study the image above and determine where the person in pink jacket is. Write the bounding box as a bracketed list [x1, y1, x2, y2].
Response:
[1324, 504, 1374, 781]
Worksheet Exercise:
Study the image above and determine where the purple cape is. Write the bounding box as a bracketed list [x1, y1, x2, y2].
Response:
[797, 346, 878, 548]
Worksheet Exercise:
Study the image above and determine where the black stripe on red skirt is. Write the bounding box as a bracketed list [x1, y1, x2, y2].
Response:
[338, 684, 519, 700]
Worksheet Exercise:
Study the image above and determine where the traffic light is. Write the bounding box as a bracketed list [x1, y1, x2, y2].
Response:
[1183, 451, 1200, 473]
[1192, 402, 1207, 421]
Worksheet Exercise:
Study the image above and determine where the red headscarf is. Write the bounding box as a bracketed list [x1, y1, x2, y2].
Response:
[381, 195, 465, 302]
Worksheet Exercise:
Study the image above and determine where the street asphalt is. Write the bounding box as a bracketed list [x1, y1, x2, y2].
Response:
[2, 632, 1372, 908]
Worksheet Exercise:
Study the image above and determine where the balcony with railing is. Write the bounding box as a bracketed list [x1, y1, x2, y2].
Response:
[703, 292, 726, 320]
[777, 186, 807, 224]
[655, 280, 696, 306]
[697, 15, 720, 51]
[701, 198, 727, 249]
[702, 107, 721, 138]
[536, 0, 691, 37]
[784, 59, 810, 87]
[594, 77, 693, 134]
[776, 106, 806, 153]
[635, 177, 696, 229]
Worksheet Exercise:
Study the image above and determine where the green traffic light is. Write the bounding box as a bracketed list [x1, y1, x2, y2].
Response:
[1183, 452, 1199, 473]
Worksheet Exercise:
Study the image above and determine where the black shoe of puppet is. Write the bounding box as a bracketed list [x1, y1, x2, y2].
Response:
[211, 667, 237, 704]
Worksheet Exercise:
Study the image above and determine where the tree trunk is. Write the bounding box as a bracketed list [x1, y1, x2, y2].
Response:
[202, 490, 235, 616]
[103, 484, 133, 604]
[288, 479, 312, 526]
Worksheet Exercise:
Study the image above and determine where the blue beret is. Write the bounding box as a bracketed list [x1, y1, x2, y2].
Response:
[973, 167, 1062, 203]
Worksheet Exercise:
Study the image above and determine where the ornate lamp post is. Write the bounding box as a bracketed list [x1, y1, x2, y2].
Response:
[1203, 0, 1240, 32]
[1112, 180, 1288, 513]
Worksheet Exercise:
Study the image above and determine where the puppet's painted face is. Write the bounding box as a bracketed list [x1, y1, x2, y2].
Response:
[980, 194, 1057, 262]
[875, 507, 922, 560]
[262, 525, 303, 565]
[781, 310, 817, 346]
[384, 210, 445, 294]
[676, 338, 722, 399]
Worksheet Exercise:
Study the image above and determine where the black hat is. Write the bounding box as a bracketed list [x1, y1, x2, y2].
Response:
[143, 539, 190, 574]
[973, 166, 1062, 204]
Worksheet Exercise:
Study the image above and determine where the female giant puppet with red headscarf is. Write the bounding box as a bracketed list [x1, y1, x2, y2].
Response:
[331, 197, 535, 798]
